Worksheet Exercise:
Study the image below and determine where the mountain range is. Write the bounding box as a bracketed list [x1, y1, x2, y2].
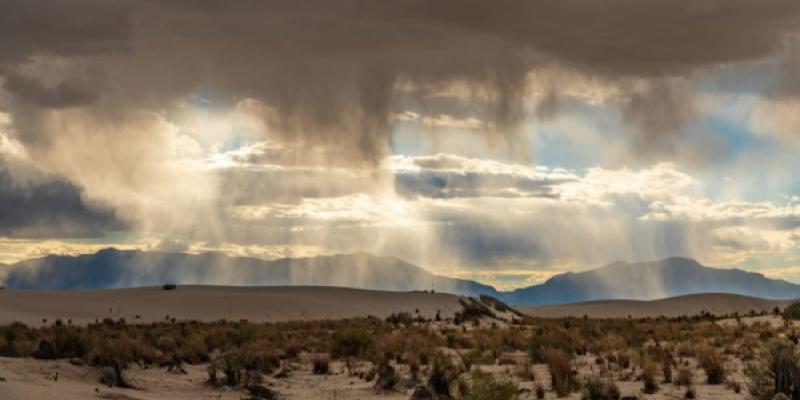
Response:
[2, 249, 799, 306]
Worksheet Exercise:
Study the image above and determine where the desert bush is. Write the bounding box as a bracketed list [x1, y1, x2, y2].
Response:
[386, 312, 414, 327]
[374, 359, 398, 391]
[312, 356, 330, 375]
[697, 346, 726, 384]
[582, 377, 620, 400]
[641, 360, 659, 394]
[536, 383, 546, 399]
[429, 352, 462, 397]
[219, 352, 243, 386]
[331, 330, 374, 359]
[52, 327, 89, 359]
[530, 329, 574, 363]
[541, 347, 575, 397]
[465, 370, 517, 400]
[676, 368, 693, 386]
[746, 339, 800, 400]
[162, 284, 177, 290]
[782, 301, 800, 321]
[661, 356, 673, 383]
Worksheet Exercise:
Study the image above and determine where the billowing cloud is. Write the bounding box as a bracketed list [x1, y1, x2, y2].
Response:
[0, 160, 125, 238]
[1, 1, 800, 289]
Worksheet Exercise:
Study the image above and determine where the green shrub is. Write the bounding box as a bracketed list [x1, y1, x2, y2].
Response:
[782, 301, 800, 321]
[582, 377, 620, 400]
[331, 330, 374, 359]
[53, 327, 89, 359]
[465, 370, 517, 400]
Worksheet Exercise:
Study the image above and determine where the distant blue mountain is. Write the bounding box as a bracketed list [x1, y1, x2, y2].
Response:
[1, 249, 499, 296]
[3, 250, 799, 306]
[500, 257, 800, 305]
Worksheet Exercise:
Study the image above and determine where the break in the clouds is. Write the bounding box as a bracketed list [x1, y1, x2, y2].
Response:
[1, 0, 800, 288]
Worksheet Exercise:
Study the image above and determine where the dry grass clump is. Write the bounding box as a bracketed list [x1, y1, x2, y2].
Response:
[541, 347, 575, 397]
[428, 352, 463, 398]
[640, 359, 659, 394]
[746, 339, 799, 400]
[581, 377, 620, 400]
[696, 346, 726, 384]
[465, 370, 517, 400]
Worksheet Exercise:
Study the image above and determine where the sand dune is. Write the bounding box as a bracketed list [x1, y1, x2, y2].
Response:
[520, 293, 791, 318]
[0, 285, 463, 326]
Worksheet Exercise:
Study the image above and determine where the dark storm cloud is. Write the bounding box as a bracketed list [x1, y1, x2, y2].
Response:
[2, 72, 100, 109]
[0, 161, 126, 238]
[0, 0, 130, 62]
[2, 0, 799, 163]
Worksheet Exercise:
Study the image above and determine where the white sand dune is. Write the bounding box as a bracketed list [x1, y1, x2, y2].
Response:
[520, 293, 790, 318]
[0, 285, 463, 326]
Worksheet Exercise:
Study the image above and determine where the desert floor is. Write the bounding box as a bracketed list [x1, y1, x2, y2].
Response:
[0, 286, 463, 326]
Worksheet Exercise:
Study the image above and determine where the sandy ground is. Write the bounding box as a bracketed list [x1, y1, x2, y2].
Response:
[0, 352, 750, 400]
[521, 293, 789, 318]
[0, 286, 464, 326]
[0, 356, 413, 400]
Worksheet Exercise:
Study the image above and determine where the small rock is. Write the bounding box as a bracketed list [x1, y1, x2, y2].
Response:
[773, 394, 790, 400]
[69, 357, 85, 366]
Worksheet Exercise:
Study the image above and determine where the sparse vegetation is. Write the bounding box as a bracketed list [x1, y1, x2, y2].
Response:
[465, 370, 517, 400]
[0, 303, 794, 399]
[697, 346, 726, 384]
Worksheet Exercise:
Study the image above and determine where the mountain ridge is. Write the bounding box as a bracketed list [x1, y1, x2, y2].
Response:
[3, 249, 800, 306]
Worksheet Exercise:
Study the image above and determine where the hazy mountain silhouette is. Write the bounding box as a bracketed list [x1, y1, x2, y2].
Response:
[1, 249, 498, 296]
[502, 257, 800, 305]
[3, 251, 799, 305]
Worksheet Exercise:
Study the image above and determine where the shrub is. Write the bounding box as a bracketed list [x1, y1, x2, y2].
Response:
[641, 360, 659, 394]
[429, 352, 461, 397]
[312, 357, 330, 375]
[746, 339, 799, 400]
[220, 352, 243, 386]
[386, 312, 414, 327]
[536, 383, 546, 399]
[541, 347, 575, 397]
[162, 284, 177, 290]
[331, 330, 374, 359]
[53, 327, 89, 359]
[782, 301, 800, 321]
[697, 347, 726, 384]
[531, 329, 574, 363]
[374, 359, 398, 391]
[676, 368, 693, 386]
[582, 377, 620, 400]
[661, 357, 672, 383]
[465, 370, 517, 400]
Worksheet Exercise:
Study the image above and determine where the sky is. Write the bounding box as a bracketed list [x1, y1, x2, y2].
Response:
[1, 0, 800, 290]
